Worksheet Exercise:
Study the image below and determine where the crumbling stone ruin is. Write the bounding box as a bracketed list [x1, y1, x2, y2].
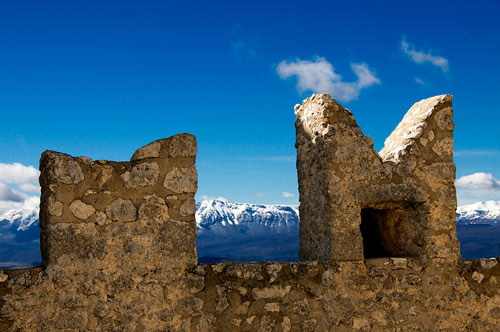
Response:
[1, 95, 499, 331]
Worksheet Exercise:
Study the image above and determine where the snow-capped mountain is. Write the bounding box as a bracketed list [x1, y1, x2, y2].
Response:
[456, 200, 500, 225]
[0, 197, 40, 232]
[195, 199, 300, 262]
[196, 198, 299, 233]
[1, 198, 499, 265]
[0, 197, 41, 266]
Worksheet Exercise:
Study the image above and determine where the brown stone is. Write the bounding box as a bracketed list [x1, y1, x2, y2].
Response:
[106, 198, 136, 222]
[295, 93, 458, 263]
[3, 103, 500, 332]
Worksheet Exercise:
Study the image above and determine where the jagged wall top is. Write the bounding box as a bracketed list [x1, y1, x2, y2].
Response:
[295, 93, 458, 263]
[380, 94, 454, 162]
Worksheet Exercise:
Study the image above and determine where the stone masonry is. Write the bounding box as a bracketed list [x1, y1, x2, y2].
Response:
[0, 96, 499, 331]
[295, 94, 458, 263]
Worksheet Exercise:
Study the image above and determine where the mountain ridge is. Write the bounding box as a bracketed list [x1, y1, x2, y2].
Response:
[1, 198, 499, 264]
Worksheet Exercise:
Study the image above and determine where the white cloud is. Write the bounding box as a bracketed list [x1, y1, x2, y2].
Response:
[17, 183, 41, 193]
[401, 38, 449, 72]
[277, 56, 380, 102]
[455, 149, 499, 157]
[199, 195, 227, 201]
[0, 183, 27, 202]
[282, 192, 295, 198]
[456, 172, 500, 190]
[0, 163, 39, 184]
[0, 162, 41, 214]
[415, 77, 425, 85]
[240, 156, 295, 162]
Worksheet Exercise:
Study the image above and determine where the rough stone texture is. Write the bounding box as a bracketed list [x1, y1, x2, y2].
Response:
[1, 134, 198, 331]
[120, 162, 160, 188]
[295, 93, 458, 263]
[69, 199, 96, 220]
[163, 165, 198, 193]
[179, 197, 196, 216]
[1, 99, 499, 331]
[105, 198, 137, 222]
[130, 140, 161, 161]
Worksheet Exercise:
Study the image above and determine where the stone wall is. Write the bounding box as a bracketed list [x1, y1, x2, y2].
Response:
[1, 133, 199, 331]
[0, 96, 499, 331]
[295, 94, 458, 263]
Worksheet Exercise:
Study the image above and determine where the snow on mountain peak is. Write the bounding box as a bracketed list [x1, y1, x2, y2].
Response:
[0, 196, 40, 231]
[195, 199, 299, 231]
[456, 200, 500, 225]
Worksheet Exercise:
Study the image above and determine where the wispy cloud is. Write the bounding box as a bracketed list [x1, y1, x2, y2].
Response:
[231, 40, 256, 58]
[456, 172, 500, 190]
[455, 149, 500, 157]
[282, 192, 295, 198]
[199, 195, 227, 201]
[240, 156, 295, 162]
[249, 192, 264, 197]
[415, 77, 425, 85]
[401, 37, 449, 72]
[230, 27, 257, 59]
[277, 56, 380, 102]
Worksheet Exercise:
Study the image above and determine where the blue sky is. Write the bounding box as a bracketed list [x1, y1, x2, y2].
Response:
[0, 0, 499, 209]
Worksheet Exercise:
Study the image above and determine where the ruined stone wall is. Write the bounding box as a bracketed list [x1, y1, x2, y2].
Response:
[1, 134, 200, 331]
[295, 94, 458, 263]
[0, 96, 499, 332]
[1, 258, 500, 331]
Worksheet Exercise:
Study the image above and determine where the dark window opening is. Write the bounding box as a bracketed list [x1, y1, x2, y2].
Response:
[360, 204, 421, 258]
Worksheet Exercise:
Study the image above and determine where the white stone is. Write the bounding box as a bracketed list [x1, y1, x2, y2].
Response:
[252, 285, 291, 299]
[94, 211, 107, 226]
[281, 317, 291, 332]
[390, 258, 408, 269]
[472, 271, 485, 283]
[70, 200, 96, 220]
[121, 162, 159, 188]
[47, 196, 63, 217]
[480, 259, 498, 270]
[246, 316, 256, 325]
[163, 165, 197, 193]
[130, 141, 161, 161]
[264, 302, 280, 312]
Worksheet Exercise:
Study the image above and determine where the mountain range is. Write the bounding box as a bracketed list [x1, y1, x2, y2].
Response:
[1, 199, 499, 267]
[456, 200, 500, 225]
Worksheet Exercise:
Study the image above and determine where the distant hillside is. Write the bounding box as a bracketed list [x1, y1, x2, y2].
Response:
[1, 198, 499, 266]
[196, 199, 299, 262]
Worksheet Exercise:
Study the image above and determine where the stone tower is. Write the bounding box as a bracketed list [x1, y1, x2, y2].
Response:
[295, 94, 459, 262]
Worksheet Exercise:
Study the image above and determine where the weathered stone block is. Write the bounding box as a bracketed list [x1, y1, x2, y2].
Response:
[295, 93, 459, 263]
